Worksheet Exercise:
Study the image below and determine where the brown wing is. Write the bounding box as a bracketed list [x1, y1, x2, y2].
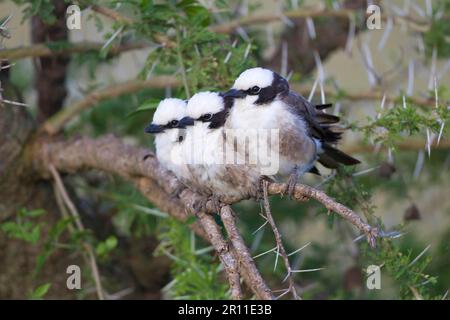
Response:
[281, 92, 341, 143]
[281, 92, 360, 168]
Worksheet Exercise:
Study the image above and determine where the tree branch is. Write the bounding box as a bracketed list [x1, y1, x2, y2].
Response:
[30, 134, 380, 298]
[219, 206, 274, 299]
[31, 134, 273, 298]
[342, 138, 450, 154]
[291, 85, 444, 108]
[195, 211, 242, 300]
[41, 77, 180, 135]
[211, 8, 430, 34]
[0, 41, 148, 60]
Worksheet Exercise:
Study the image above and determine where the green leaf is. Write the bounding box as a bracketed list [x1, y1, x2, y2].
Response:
[127, 100, 159, 117]
[28, 283, 51, 300]
[96, 235, 118, 257]
[23, 209, 46, 218]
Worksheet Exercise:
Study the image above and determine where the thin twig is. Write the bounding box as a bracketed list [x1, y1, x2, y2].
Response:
[262, 180, 299, 300]
[220, 205, 274, 300]
[48, 164, 105, 300]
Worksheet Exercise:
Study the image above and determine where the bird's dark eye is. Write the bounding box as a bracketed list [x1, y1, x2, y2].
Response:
[202, 113, 213, 121]
[170, 120, 179, 127]
[249, 86, 261, 95]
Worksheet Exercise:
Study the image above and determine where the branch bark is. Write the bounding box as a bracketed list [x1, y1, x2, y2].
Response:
[0, 41, 148, 60]
[41, 77, 180, 135]
[28, 133, 380, 299]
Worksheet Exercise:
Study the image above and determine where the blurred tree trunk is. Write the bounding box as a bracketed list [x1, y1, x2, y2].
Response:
[32, 0, 69, 122]
[0, 101, 78, 298]
[265, 0, 370, 75]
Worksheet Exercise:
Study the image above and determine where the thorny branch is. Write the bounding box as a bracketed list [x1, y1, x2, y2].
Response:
[49, 164, 105, 300]
[262, 180, 299, 300]
[31, 134, 379, 299]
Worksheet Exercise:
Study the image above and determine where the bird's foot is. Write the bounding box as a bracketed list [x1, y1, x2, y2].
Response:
[192, 197, 208, 213]
[285, 172, 298, 200]
[142, 153, 154, 161]
[171, 184, 186, 200]
[191, 195, 222, 213]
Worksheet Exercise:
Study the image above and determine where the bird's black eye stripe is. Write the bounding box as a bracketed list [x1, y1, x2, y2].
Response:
[200, 113, 213, 121]
[246, 86, 261, 95]
[164, 119, 180, 128]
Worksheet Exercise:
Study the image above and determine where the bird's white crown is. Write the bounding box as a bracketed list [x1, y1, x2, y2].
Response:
[186, 91, 224, 119]
[152, 98, 187, 125]
[232, 67, 274, 91]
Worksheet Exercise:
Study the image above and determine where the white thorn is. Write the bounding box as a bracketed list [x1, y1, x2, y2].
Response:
[286, 70, 293, 82]
[407, 60, 414, 96]
[102, 26, 124, 51]
[411, 0, 425, 17]
[345, 15, 356, 55]
[361, 42, 376, 87]
[378, 17, 393, 52]
[319, 80, 325, 104]
[291, 268, 325, 273]
[253, 246, 277, 259]
[434, 76, 439, 109]
[408, 244, 431, 267]
[442, 290, 449, 300]
[274, 245, 280, 271]
[308, 77, 319, 102]
[280, 41, 288, 78]
[252, 220, 268, 235]
[313, 50, 325, 81]
[352, 166, 380, 177]
[437, 121, 445, 145]
[306, 17, 316, 39]
[413, 150, 425, 179]
[425, 0, 432, 16]
[243, 42, 252, 60]
[388, 148, 394, 163]
[333, 102, 341, 116]
[288, 242, 311, 257]
[428, 47, 437, 90]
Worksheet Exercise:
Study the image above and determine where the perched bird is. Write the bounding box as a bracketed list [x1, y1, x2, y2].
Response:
[144, 98, 193, 185]
[180, 91, 260, 201]
[224, 67, 360, 195]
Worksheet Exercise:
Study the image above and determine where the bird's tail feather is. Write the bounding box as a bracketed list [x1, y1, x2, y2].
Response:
[318, 143, 360, 169]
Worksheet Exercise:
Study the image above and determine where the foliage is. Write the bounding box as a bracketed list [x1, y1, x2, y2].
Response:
[4, 0, 450, 300]
[156, 218, 230, 299]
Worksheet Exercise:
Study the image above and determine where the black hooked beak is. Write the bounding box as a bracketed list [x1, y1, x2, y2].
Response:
[179, 116, 195, 128]
[144, 123, 164, 134]
[223, 88, 247, 99]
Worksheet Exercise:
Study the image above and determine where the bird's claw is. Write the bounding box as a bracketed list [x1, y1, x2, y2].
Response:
[192, 198, 207, 213]
[171, 184, 186, 199]
[191, 195, 222, 213]
[285, 174, 298, 200]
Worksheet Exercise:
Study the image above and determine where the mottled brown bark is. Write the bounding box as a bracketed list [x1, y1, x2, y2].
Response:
[266, 0, 369, 75]
[0, 103, 78, 299]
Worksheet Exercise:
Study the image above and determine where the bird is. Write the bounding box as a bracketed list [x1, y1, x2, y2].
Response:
[179, 91, 261, 202]
[144, 98, 193, 186]
[224, 67, 360, 196]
